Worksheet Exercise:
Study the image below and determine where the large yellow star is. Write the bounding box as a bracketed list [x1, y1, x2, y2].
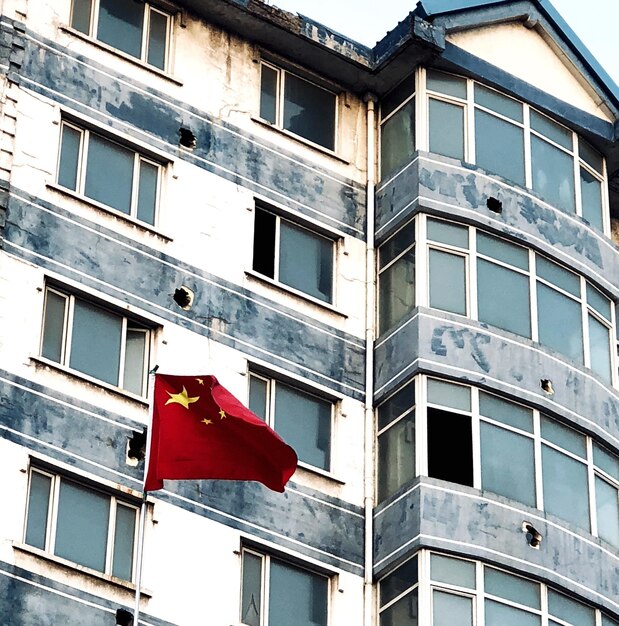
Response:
[165, 386, 199, 409]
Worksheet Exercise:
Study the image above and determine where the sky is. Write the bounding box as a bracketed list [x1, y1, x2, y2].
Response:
[269, 0, 619, 87]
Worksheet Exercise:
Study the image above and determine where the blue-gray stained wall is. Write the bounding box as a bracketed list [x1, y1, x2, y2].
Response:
[0, 369, 364, 574]
[376, 153, 619, 300]
[374, 308, 619, 450]
[3, 188, 365, 400]
[373, 477, 619, 617]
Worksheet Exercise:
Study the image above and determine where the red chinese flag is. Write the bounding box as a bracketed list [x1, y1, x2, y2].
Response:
[144, 374, 297, 493]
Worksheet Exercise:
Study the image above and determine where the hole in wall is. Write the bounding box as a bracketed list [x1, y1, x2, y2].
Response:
[486, 196, 503, 213]
[179, 127, 197, 149]
[540, 379, 554, 395]
[126, 430, 146, 466]
[116, 608, 134, 626]
[522, 521, 542, 548]
[173, 286, 194, 310]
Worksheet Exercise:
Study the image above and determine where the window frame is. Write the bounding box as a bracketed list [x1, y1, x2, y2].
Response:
[251, 203, 337, 306]
[240, 545, 331, 626]
[40, 285, 152, 397]
[24, 466, 139, 581]
[248, 371, 335, 474]
[69, 0, 172, 71]
[56, 120, 163, 227]
[258, 60, 338, 152]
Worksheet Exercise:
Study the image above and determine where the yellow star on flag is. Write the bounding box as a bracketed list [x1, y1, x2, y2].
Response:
[165, 386, 200, 409]
[219, 409, 226, 419]
[196, 378, 204, 385]
[202, 418, 213, 426]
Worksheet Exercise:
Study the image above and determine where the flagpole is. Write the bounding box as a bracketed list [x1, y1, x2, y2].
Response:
[133, 365, 158, 626]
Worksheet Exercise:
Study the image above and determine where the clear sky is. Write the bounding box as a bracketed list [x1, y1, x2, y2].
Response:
[270, 0, 619, 87]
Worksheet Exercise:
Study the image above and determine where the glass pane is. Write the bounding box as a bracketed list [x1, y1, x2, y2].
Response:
[70, 0, 92, 34]
[58, 124, 81, 191]
[475, 110, 525, 185]
[429, 99, 465, 160]
[481, 422, 536, 506]
[580, 168, 603, 230]
[427, 379, 471, 412]
[589, 314, 611, 383]
[146, 9, 167, 69]
[380, 557, 418, 607]
[279, 220, 333, 303]
[112, 504, 135, 580]
[431, 554, 475, 588]
[479, 392, 533, 433]
[579, 139, 603, 173]
[427, 71, 467, 98]
[586, 284, 611, 320]
[429, 250, 466, 315]
[55, 480, 110, 572]
[547, 589, 595, 626]
[274, 383, 331, 470]
[123, 328, 146, 395]
[477, 232, 528, 270]
[97, 0, 144, 59]
[378, 381, 415, 431]
[260, 65, 278, 124]
[380, 225, 414, 270]
[531, 135, 575, 213]
[536, 284, 583, 364]
[382, 75, 414, 119]
[596, 476, 619, 547]
[241, 552, 262, 626]
[25, 472, 51, 549]
[594, 444, 619, 481]
[484, 568, 540, 608]
[427, 219, 468, 248]
[433, 590, 472, 626]
[540, 416, 586, 458]
[536, 256, 580, 296]
[380, 589, 418, 626]
[269, 560, 327, 626]
[477, 260, 531, 337]
[248, 375, 268, 421]
[474, 84, 523, 122]
[542, 444, 590, 530]
[283, 73, 335, 150]
[84, 134, 134, 214]
[377, 411, 415, 501]
[379, 249, 415, 334]
[381, 98, 416, 179]
[70, 299, 122, 386]
[136, 160, 158, 225]
[42, 290, 67, 363]
[602, 615, 619, 626]
[530, 110, 572, 149]
[484, 599, 540, 626]
[253, 208, 276, 278]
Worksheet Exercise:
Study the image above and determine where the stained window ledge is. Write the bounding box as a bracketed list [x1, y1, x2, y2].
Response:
[47, 183, 173, 243]
[12, 542, 152, 597]
[245, 270, 348, 318]
[296, 461, 346, 485]
[251, 116, 350, 165]
[30, 356, 149, 407]
[59, 25, 183, 86]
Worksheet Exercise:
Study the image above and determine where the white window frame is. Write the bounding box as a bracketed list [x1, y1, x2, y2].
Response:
[40, 285, 151, 396]
[56, 120, 162, 227]
[24, 467, 139, 581]
[69, 0, 172, 70]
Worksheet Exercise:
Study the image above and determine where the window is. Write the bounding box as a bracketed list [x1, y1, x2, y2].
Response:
[57, 121, 161, 226]
[40, 286, 151, 395]
[252, 205, 335, 304]
[378, 555, 419, 626]
[259, 61, 336, 150]
[248, 373, 333, 472]
[593, 443, 619, 547]
[69, 0, 170, 70]
[240, 547, 329, 626]
[25, 467, 138, 580]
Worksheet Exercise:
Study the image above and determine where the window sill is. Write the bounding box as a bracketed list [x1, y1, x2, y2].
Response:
[296, 461, 345, 485]
[245, 270, 347, 318]
[251, 117, 349, 165]
[30, 356, 149, 407]
[47, 183, 173, 243]
[60, 25, 183, 86]
[13, 542, 151, 596]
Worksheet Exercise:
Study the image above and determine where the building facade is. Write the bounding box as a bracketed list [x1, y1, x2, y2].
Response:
[0, 0, 617, 624]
